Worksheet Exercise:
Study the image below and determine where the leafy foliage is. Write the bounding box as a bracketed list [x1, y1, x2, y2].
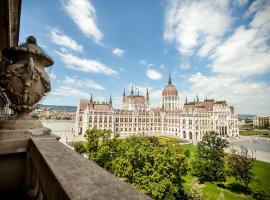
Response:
[188, 178, 203, 200]
[227, 146, 255, 189]
[253, 190, 270, 200]
[73, 141, 86, 154]
[83, 129, 189, 199]
[192, 131, 229, 182]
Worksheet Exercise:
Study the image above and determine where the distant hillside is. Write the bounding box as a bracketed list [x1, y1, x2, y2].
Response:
[237, 114, 255, 120]
[37, 104, 77, 112]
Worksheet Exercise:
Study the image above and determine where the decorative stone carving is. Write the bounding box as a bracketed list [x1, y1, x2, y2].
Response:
[0, 36, 53, 119]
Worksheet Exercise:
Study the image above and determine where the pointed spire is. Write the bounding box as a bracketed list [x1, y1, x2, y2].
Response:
[168, 74, 172, 84]
[137, 90, 140, 96]
[90, 93, 93, 102]
[109, 95, 112, 104]
[131, 85, 134, 96]
[196, 95, 199, 102]
[146, 88, 149, 96]
[194, 97, 195, 102]
[185, 97, 187, 104]
[123, 88, 125, 97]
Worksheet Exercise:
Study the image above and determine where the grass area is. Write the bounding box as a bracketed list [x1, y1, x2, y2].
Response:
[240, 130, 270, 137]
[156, 135, 182, 145]
[182, 145, 270, 200]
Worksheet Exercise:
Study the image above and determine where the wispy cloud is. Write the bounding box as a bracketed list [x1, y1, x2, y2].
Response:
[61, 0, 103, 43]
[51, 86, 90, 98]
[49, 27, 84, 52]
[139, 59, 154, 68]
[55, 50, 118, 76]
[164, 0, 231, 55]
[146, 69, 162, 80]
[139, 59, 147, 66]
[164, 0, 270, 114]
[50, 72, 57, 79]
[63, 76, 105, 90]
[112, 48, 125, 57]
[183, 72, 270, 114]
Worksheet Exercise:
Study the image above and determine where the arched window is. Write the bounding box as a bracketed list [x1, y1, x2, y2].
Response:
[189, 132, 192, 140]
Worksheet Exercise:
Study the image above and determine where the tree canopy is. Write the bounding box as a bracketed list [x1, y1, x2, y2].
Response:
[76, 128, 189, 199]
[227, 146, 255, 189]
[192, 131, 229, 182]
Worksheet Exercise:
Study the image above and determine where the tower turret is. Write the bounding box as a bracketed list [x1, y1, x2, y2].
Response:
[131, 85, 134, 96]
[146, 88, 150, 107]
[109, 96, 112, 104]
[90, 93, 93, 102]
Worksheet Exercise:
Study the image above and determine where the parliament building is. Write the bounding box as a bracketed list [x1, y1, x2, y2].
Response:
[74, 76, 239, 142]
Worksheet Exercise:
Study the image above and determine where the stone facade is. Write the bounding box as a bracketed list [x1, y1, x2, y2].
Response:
[75, 77, 239, 141]
[253, 115, 270, 128]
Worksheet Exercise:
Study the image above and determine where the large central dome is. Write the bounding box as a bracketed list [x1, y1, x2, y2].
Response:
[162, 76, 178, 96]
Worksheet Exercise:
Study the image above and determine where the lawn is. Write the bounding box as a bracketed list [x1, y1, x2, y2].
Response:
[156, 135, 182, 145]
[240, 130, 270, 138]
[182, 145, 270, 200]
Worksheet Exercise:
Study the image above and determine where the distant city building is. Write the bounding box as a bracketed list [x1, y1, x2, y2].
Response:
[253, 115, 270, 128]
[74, 77, 239, 142]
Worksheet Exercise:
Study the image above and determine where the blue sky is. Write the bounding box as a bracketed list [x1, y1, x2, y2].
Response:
[19, 0, 270, 114]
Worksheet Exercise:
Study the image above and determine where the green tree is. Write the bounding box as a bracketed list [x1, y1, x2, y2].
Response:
[192, 131, 229, 183]
[73, 141, 86, 154]
[188, 178, 203, 200]
[227, 146, 255, 189]
[82, 129, 189, 199]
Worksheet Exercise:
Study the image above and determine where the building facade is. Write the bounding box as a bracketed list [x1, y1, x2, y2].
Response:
[253, 115, 270, 128]
[74, 77, 239, 142]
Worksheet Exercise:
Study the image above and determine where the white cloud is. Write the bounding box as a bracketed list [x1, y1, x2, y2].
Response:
[146, 69, 162, 80]
[50, 72, 57, 79]
[63, 76, 105, 90]
[55, 51, 118, 76]
[164, 0, 231, 55]
[183, 72, 270, 114]
[61, 0, 103, 43]
[49, 28, 83, 52]
[180, 63, 190, 69]
[211, 26, 270, 77]
[139, 59, 147, 66]
[138, 59, 154, 68]
[160, 64, 165, 69]
[112, 48, 125, 57]
[197, 37, 220, 57]
[147, 63, 154, 68]
[51, 86, 90, 98]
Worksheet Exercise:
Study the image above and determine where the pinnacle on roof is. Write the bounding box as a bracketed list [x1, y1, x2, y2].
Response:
[131, 85, 134, 96]
[90, 93, 93, 102]
[168, 74, 172, 84]
[123, 88, 125, 97]
[109, 96, 112, 104]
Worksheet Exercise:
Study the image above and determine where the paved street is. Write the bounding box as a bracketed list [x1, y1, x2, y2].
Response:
[227, 135, 270, 163]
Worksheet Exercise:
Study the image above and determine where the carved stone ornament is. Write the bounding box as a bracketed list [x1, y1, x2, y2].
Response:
[0, 36, 54, 119]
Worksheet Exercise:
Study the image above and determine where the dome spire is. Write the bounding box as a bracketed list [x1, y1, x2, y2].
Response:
[168, 74, 172, 84]
[90, 93, 93, 102]
[131, 85, 134, 96]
